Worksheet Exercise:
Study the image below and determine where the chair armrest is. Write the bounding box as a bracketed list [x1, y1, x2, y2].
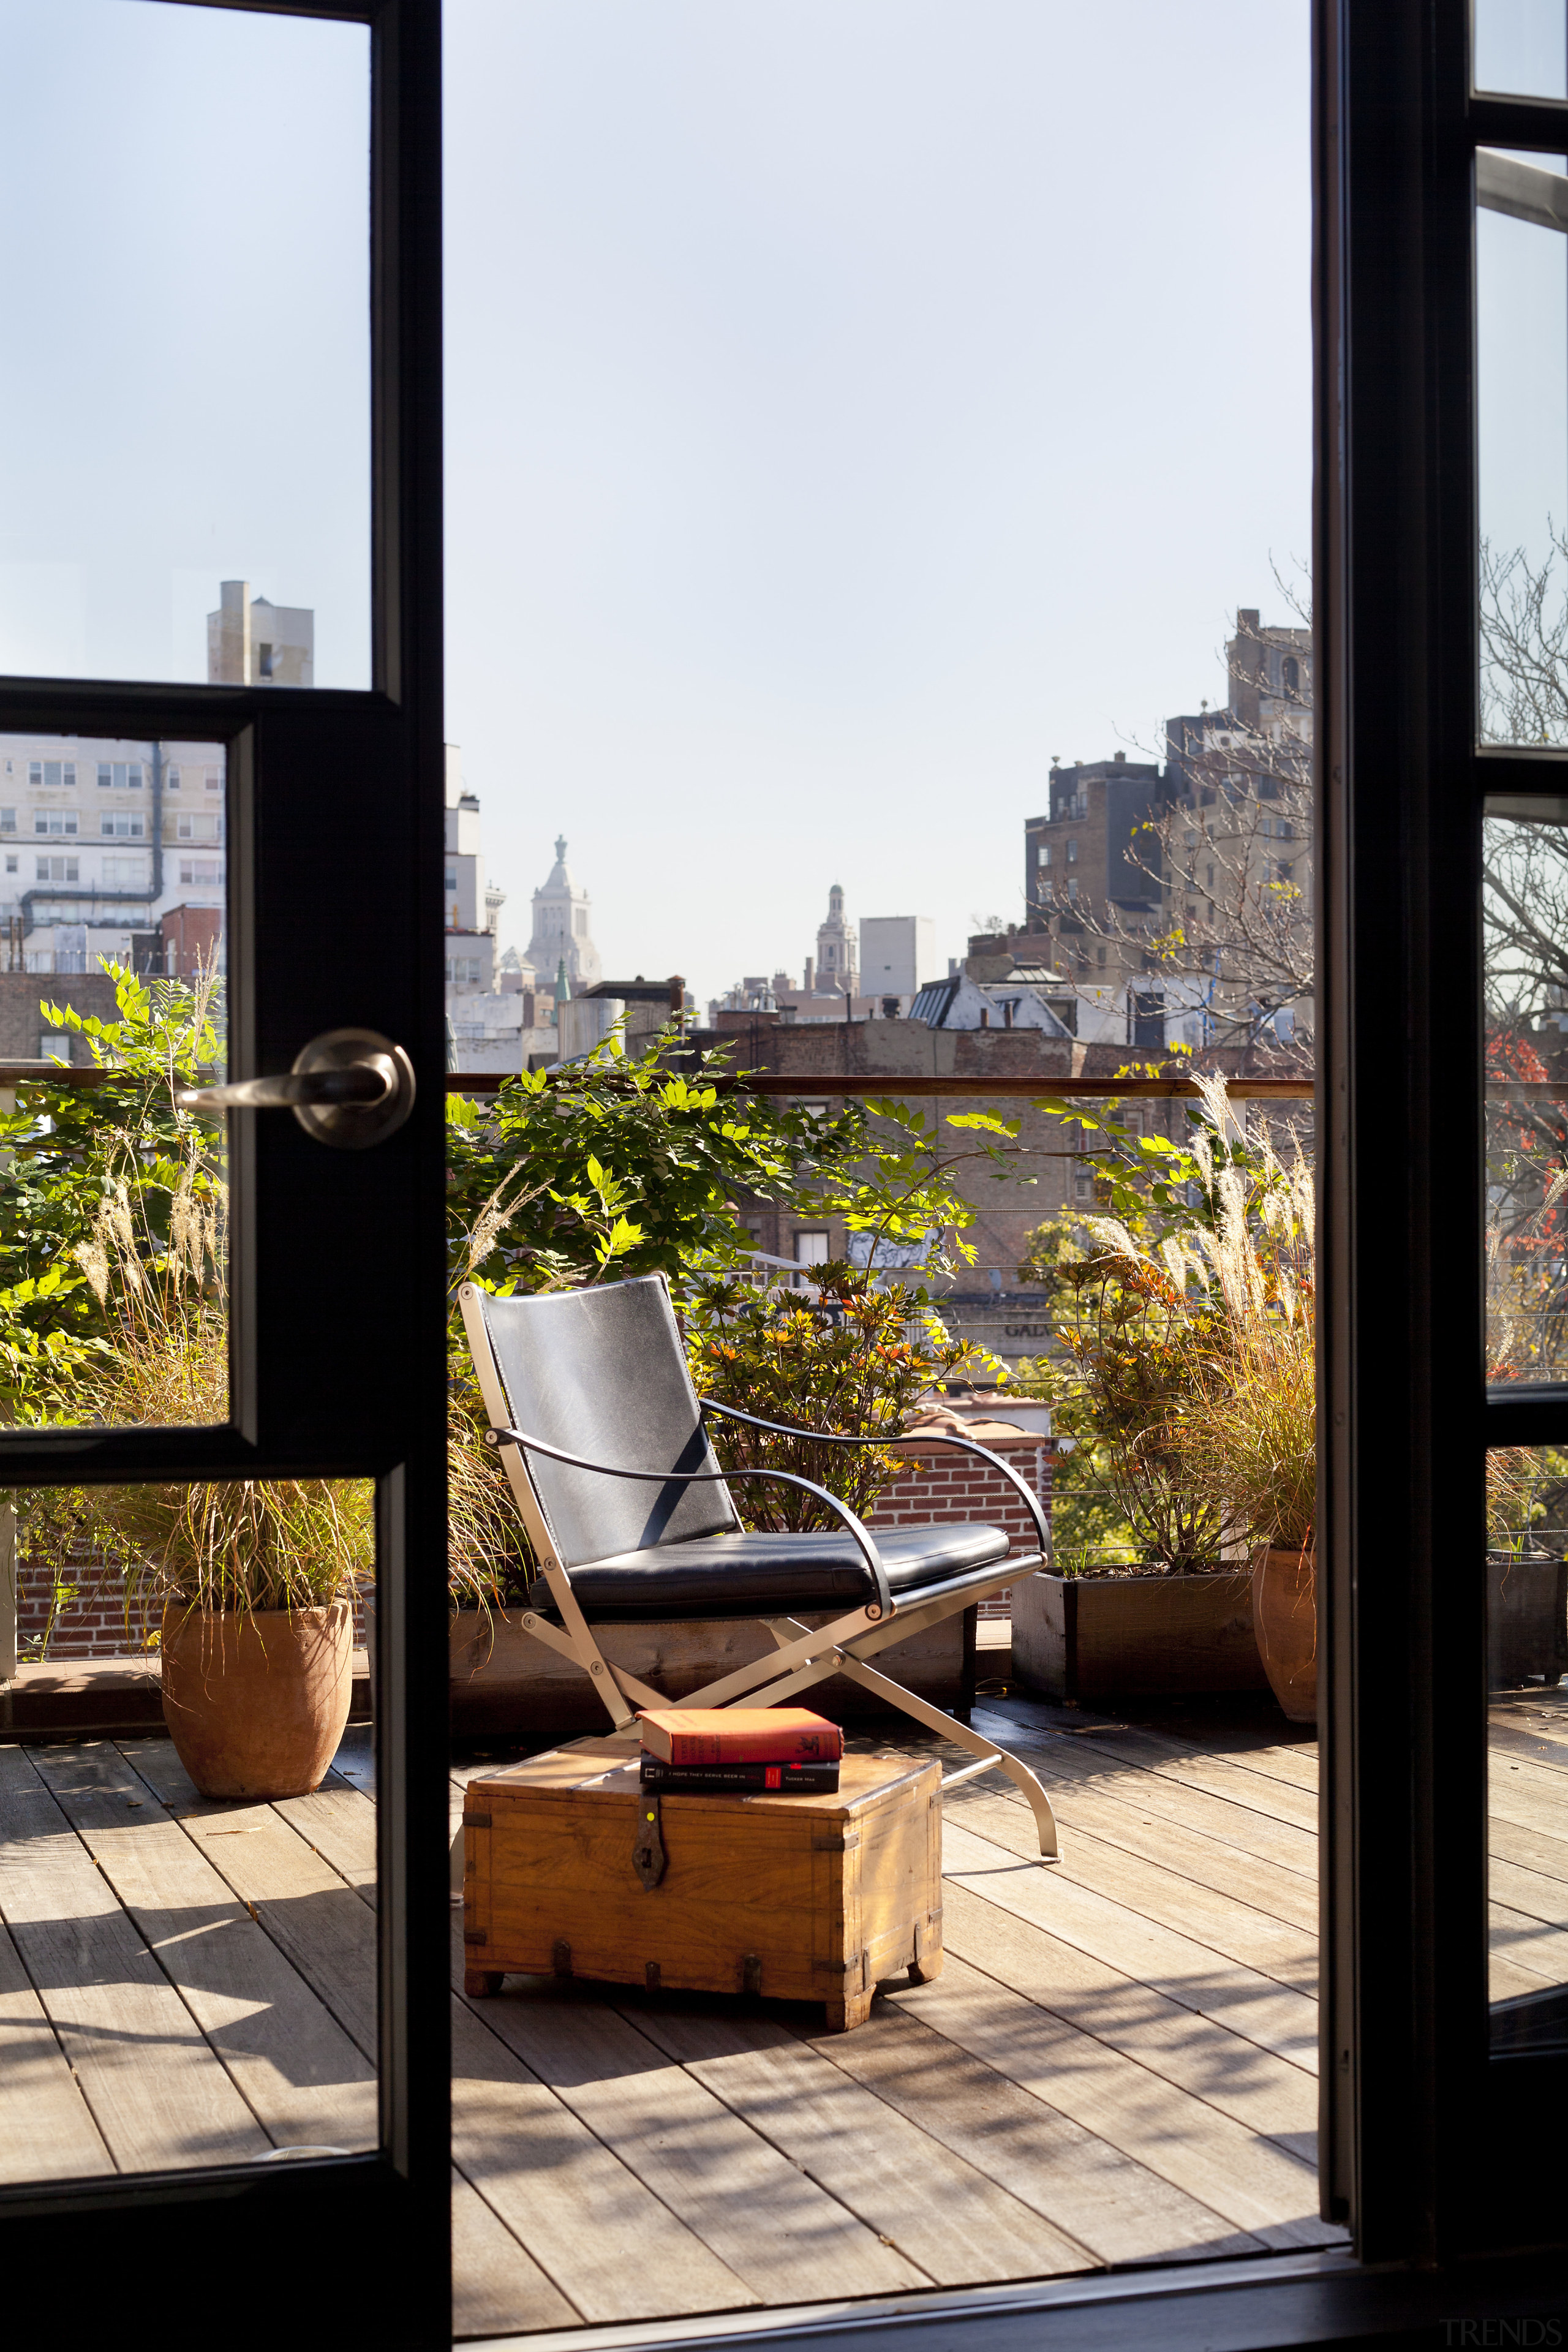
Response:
[700, 1396, 1049, 1557]
[483, 1425, 893, 1616]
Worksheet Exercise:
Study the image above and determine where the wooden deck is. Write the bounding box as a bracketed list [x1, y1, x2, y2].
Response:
[5, 1685, 1563, 2337]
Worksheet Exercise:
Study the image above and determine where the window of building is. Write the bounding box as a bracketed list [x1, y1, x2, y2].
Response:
[574, 907, 587, 935]
[1066, 838, 1077, 862]
[1096, 943, 1106, 965]
[1066, 876, 1077, 900]
[100, 855, 147, 886]
[792, 1229, 830, 1287]
[34, 809, 77, 835]
[445, 954, 483, 986]
[1278, 860, 1294, 882]
[258, 642, 274, 677]
[28, 760, 76, 788]
[179, 859, 223, 884]
[166, 765, 180, 791]
[97, 761, 143, 790]
[37, 1032, 70, 1064]
[1206, 863, 1215, 888]
[444, 869, 458, 893]
[4, 855, 17, 874]
[204, 767, 221, 793]
[1039, 842, 1050, 868]
[36, 856, 78, 881]
[1282, 654, 1299, 692]
[101, 813, 145, 838]
[0, 809, 13, 832]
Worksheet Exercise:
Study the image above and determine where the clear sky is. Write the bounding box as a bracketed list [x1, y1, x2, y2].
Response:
[0, 1, 1313, 1012]
[445, 0, 1313, 1006]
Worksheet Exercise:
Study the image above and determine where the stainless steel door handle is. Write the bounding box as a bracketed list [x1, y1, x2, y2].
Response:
[178, 1027, 417, 1150]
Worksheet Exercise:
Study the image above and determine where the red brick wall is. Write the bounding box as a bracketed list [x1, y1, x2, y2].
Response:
[13, 1544, 368, 1661]
[868, 1436, 1052, 1619]
[13, 1441, 1052, 1657]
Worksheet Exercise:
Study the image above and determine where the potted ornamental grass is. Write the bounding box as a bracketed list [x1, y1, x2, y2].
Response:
[24, 1291, 372, 1800]
[1005, 1248, 1267, 1705]
[1011, 1075, 1314, 1706]
[17, 1101, 373, 1798]
[1485, 1448, 1568, 1690]
[1169, 1123, 1317, 1722]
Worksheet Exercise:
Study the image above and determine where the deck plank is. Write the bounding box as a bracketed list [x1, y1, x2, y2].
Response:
[34, 1742, 377, 2152]
[906, 1912, 1332, 2242]
[1488, 1901, 1568, 1985]
[464, 1970, 927, 2302]
[0, 1908, 115, 2182]
[1491, 1853, 1568, 1928]
[968, 1713, 1319, 1880]
[450, 1992, 761, 2324]
[0, 1744, 270, 2172]
[1486, 1719, 1568, 1775]
[627, 2001, 1097, 2287]
[1488, 1816, 1568, 1883]
[801, 1991, 1262, 2265]
[451, 2168, 581, 2339]
[127, 1740, 744, 2326]
[959, 1766, 1319, 1934]
[1068, 1722, 1323, 1801]
[951, 1784, 1317, 1988]
[937, 1877, 1319, 2150]
[122, 1741, 379, 2058]
[273, 1785, 377, 1899]
[1488, 1758, 1568, 1847]
[941, 1815, 1319, 2073]
[1049, 1735, 1320, 1835]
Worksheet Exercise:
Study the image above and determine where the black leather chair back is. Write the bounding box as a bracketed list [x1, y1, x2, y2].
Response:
[472, 1276, 737, 1567]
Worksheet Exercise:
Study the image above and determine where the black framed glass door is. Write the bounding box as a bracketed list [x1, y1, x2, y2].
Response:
[1318, 0, 1568, 2269]
[0, 0, 450, 2337]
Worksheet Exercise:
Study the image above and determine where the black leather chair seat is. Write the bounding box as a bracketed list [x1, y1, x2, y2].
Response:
[530, 1521, 1012, 1623]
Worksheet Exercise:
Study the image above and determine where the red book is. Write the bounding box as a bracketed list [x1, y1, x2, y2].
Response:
[638, 1708, 843, 1766]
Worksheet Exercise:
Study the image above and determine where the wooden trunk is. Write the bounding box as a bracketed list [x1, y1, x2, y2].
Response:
[447, 1607, 974, 1742]
[461, 1735, 943, 2032]
[1012, 1568, 1267, 1701]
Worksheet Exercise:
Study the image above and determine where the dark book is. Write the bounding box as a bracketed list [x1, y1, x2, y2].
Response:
[639, 1758, 840, 1795]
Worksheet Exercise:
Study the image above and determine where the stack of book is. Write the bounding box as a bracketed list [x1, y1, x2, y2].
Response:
[637, 1708, 843, 1795]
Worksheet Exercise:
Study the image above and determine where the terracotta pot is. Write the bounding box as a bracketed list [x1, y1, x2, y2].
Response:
[1250, 1548, 1317, 1724]
[160, 1604, 353, 1798]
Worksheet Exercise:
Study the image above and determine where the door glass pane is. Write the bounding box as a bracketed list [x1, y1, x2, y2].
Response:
[1476, 1, 1567, 97]
[1487, 1447, 1568, 2053]
[2, 734, 228, 1428]
[0, 1, 370, 690]
[1483, 799, 1568, 1380]
[1477, 151, 1568, 745]
[0, 1478, 377, 2176]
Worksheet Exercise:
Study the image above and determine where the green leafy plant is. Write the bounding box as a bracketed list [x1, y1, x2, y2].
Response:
[14, 1262, 370, 1635]
[684, 1263, 974, 1531]
[1012, 1076, 1314, 1572]
[0, 960, 225, 1417]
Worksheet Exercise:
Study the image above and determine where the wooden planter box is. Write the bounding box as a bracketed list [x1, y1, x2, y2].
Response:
[1012, 1568, 1267, 1702]
[447, 1604, 973, 1743]
[1488, 1554, 1568, 1689]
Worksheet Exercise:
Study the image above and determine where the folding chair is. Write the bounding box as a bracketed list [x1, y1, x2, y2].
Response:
[458, 1274, 1060, 1859]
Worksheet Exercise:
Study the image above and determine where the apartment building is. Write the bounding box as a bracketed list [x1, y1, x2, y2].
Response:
[0, 732, 226, 978]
